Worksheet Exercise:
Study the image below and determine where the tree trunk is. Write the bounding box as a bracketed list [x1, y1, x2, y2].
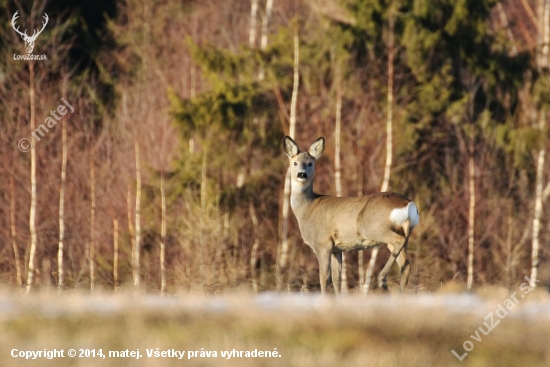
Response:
[250, 203, 260, 292]
[537, 0, 549, 67]
[335, 90, 343, 197]
[364, 8, 394, 293]
[90, 151, 96, 291]
[356, 113, 364, 291]
[200, 150, 207, 288]
[251, 0, 272, 288]
[127, 182, 135, 265]
[58, 103, 67, 290]
[530, 0, 549, 288]
[531, 111, 546, 288]
[357, 249, 364, 291]
[26, 61, 37, 294]
[57, 77, 68, 290]
[289, 28, 299, 140]
[133, 140, 141, 287]
[10, 172, 22, 288]
[113, 218, 119, 291]
[381, 31, 394, 194]
[506, 206, 513, 291]
[279, 25, 299, 288]
[260, 0, 274, 50]
[160, 171, 167, 293]
[544, 0, 550, 67]
[259, 0, 274, 80]
[466, 152, 475, 291]
[334, 84, 348, 293]
[249, 0, 259, 47]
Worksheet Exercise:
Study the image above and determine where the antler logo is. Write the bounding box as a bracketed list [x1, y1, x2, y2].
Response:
[12, 11, 49, 54]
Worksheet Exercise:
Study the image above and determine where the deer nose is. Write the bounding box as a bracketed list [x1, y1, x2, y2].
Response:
[297, 172, 307, 179]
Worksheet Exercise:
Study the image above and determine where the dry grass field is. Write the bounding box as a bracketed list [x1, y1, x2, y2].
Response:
[0, 288, 549, 367]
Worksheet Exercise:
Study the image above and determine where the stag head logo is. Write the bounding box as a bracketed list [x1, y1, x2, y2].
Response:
[12, 11, 49, 54]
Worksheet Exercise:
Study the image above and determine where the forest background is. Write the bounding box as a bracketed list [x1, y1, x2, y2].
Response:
[1, 0, 550, 295]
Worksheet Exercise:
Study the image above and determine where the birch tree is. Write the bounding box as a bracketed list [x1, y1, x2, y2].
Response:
[57, 76, 68, 290]
[259, 0, 274, 80]
[249, 0, 274, 287]
[127, 182, 136, 279]
[113, 217, 119, 291]
[9, 166, 22, 288]
[134, 139, 142, 288]
[160, 171, 167, 293]
[25, 60, 37, 294]
[260, 0, 274, 51]
[465, 91, 479, 292]
[249, 0, 259, 48]
[279, 25, 299, 287]
[364, 1, 397, 293]
[334, 83, 348, 293]
[530, 0, 550, 288]
[250, 202, 260, 292]
[121, 88, 142, 288]
[90, 150, 96, 290]
[466, 132, 475, 291]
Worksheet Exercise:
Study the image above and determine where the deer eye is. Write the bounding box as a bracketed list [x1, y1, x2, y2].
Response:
[293, 162, 297, 166]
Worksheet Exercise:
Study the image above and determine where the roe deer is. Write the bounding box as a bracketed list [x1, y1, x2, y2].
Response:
[283, 136, 419, 294]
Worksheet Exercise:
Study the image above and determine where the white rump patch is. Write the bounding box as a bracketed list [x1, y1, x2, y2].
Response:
[390, 202, 419, 228]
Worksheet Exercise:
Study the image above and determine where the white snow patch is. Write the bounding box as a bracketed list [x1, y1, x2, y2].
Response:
[0, 292, 548, 322]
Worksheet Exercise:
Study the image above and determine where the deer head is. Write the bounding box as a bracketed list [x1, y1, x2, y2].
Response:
[12, 11, 49, 54]
[284, 136, 324, 188]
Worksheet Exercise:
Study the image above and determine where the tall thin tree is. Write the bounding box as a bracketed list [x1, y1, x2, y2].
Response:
[259, 0, 274, 80]
[279, 24, 299, 288]
[249, 0, 259, 47]
[160, 171, 167, 293]
[133, 139, 142, 287]
[530, 0, 550, 288]
[112, 214, 119, 291]
[334, 64, 347, 293]
[25, 60, 37, 294]
[90, 149, 96, 290]
[466, 124, 476, 291]
[250, 202, 260, 292]
[9, 164, 22, 288]
[364, 2, 396, 293]
[58, 75, 68, 290]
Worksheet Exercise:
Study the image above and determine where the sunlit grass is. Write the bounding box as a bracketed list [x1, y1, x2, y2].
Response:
[0, 289, 549, 366]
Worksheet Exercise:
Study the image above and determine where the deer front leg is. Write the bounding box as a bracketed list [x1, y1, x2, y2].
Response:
[317, 247, 332, 294]
[331, 252, 342, 295]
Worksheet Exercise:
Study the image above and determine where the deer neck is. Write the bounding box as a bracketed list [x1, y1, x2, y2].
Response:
[290, 180, 317, 215]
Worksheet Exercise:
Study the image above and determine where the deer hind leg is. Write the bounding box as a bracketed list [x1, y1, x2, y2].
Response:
[378, 245, 395, 291]
[331, 251, 342, 295]
[378, 235, 407, 291]
[395, 238, 411, 292]
[317, 247, 332, 294]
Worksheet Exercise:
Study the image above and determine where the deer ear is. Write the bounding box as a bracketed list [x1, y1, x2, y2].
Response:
[284, 136, 299, 158]
[308, 137, 324, 159]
